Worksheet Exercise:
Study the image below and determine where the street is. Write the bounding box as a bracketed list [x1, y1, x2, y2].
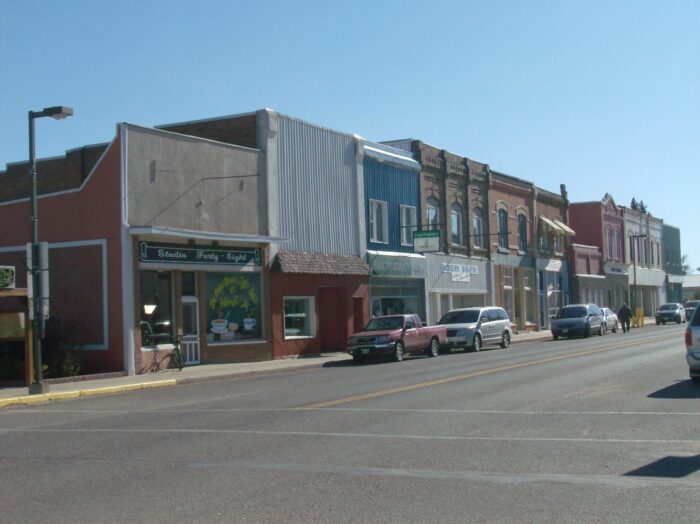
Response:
[2, 324, 698, 523]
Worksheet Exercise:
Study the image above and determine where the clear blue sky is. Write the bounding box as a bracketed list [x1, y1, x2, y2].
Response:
[2, 0, 698, 272]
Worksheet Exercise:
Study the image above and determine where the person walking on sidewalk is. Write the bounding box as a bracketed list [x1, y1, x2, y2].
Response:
[618, 303, 632, 333]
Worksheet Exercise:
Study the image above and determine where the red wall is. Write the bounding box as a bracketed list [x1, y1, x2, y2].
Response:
[0, 137, 124, 373]
[569, 203, 603, 248]
[269, 272, 368, 359]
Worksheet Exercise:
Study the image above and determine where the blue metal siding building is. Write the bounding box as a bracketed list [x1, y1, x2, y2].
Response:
[364, 158, 421, 253]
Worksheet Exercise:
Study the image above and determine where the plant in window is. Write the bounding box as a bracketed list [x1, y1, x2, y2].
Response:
[208, 275, 259, 322]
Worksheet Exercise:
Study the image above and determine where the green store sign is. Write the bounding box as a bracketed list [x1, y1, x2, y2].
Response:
[139, 242, 262, 267]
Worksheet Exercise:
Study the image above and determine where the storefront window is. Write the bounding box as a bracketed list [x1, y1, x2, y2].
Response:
[523, 268, 536, 325]
[284, 297, 315, 338]
[502, 266, 514, 322]
[206, 273, 262, 343]
[140, 270, 173, 346]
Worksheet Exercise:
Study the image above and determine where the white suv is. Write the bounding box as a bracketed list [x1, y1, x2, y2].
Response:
[439, 306, 513, 352]
[685, 306, 700, 384]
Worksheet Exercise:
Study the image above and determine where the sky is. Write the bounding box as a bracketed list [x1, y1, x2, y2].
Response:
[1, 0, 698, 272]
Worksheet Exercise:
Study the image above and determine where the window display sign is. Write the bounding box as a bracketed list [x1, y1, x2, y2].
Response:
[206, 273, 261, 343]
[0, 266, 15, 289]
[441, 263, 479, 282]
[139, 242, 261, 267]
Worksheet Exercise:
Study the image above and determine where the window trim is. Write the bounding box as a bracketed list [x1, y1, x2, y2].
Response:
[498, 208, 509, 249]
[517, 212, 527, 252]
[451, 204, 463, 246]
[472, 208, 484, 249]
[400, 204, 417, 246]
[283, 295, 316, 340]
[426, 197, 440, 231]
[369, 199, 389, 244]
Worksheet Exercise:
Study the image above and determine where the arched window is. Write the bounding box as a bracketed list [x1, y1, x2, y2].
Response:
[451, 204, 463, 246]
[607, 228, 613, 259]
[472, 208, 484, 248]
[426, 197, 440, 231]
[518, 213, 527, 252]
[614, 229, 621, 260]
[498, 208, 508, 249]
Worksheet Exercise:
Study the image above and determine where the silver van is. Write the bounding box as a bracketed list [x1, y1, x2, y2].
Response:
[438, 306, 513, 352]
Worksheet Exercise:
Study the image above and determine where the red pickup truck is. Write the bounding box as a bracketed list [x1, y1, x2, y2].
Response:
[347, 314, 447, 362]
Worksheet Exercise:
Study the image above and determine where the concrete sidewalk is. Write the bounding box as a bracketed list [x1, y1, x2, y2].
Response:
[0, 329, 555, 408]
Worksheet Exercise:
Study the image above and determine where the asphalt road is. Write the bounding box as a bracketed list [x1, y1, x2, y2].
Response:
[2, 324, 698, 523]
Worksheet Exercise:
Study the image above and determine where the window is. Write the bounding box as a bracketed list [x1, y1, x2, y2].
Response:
[181, 271, 196, 296]
[284, 297, 315, 338]
[140, 270, 173, 346]
[206, 273, 262, 342]
[498, 208, 508, 249]
[400, 205, 417, 246]
[607, 228, 613, 258]
[553, 234, 562, 253]
[614, 229, 621, 260]
[451, 204, 463, 245]
[369, 199, 388, 243]
[426, 198, 440, 230]
[517, 213, 527, 252]
[540, 227, 549, 251]
[472, 208, 484, 248]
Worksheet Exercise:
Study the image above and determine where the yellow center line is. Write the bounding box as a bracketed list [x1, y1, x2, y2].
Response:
[299, 335, 670, 409]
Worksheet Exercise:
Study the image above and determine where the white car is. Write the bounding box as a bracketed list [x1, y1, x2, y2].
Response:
[686, 307, 700, 383]
[601, 307, 618, 334]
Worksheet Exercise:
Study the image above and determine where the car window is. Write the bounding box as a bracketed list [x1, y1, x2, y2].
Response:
[364, 316, 404, 331]
[558, 306, 587, 318]
[405, 319, 415, 329]
[497, 308, 509, 320]
[438, 310, 480, 324]
[589, 305, 602, 315]
[489, 310, 501, 321]
[692, 308, 700, 327]
[659, 304, 677, 311]
[479, 311, 491, 323]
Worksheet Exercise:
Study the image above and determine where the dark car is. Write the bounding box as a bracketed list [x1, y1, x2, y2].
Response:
[550, 304, 605, 340]
[655, 303, 685, 325]
[684, 300, 700, 322]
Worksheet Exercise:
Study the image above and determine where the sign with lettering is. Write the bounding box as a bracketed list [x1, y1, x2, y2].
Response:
[413, 230, 440, 253]
[440, 263, 479, 282]
[370, 254, 425, 278]
[0, 266, 15, 289]
[139, 242, 262, 267]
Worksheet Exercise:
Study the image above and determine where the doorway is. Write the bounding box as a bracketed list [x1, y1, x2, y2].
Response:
[181, 297, 200, 365]
[319, 287, 346, 352]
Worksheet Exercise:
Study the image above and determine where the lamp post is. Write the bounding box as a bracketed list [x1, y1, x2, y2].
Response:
[631, 233, 648, 315]
[28, 106, 73, 394]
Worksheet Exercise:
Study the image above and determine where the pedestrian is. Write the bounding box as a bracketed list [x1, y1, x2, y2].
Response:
[618, 303, 632, 333]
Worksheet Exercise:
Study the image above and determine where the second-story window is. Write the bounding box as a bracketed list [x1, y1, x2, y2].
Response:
[540, 224, 549, 251]
[498, 208, 508, 249]
[472, 208, 484, 248]
[400, 205, 417, 246]
[518, 213, 527, 252]
[607, 228, 613, 258]
[614, 229, 621, 260]
[369, 199, 388, 243]
[451, 204, 463, 246]
[426, 198, 440, 231]
[553, 233, 562, 253]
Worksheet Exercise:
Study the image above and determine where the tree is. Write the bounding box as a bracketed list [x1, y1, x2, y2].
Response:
[630, 198, 638, 210]
[639, 200, 648, 214]
[681, 254, 690, 275]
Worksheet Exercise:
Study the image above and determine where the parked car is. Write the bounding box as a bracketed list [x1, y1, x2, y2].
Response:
[601, 307, 618, 334]
[347, 314, 447, 362]
[550, 304, 604, 340]
[684, 306, 700, 383]
[655, 303, 685, 324]
[438, 306, 512, 352]
[684, 300, 700, 322]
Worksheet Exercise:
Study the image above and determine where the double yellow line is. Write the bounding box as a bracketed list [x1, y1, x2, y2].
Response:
[300, 334, 669, 409]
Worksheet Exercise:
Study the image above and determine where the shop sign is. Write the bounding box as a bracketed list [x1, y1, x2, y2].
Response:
[370, 254, 425, 278]
[413, 230, 440, 253]
[139, 242, 262, 267]
[441, 263, 479, 282]
[0, 266, 15, 289]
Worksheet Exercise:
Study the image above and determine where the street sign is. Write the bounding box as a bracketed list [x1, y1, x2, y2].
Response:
[0, 266, 15, 289]
[413, 230, 440, 253]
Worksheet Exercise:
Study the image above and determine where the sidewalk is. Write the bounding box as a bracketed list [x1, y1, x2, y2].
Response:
[1, 329, 555, 408]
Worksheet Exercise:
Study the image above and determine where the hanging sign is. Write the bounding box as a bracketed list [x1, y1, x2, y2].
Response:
[413, 230, 440, 253]
[139, 242, 262, 267]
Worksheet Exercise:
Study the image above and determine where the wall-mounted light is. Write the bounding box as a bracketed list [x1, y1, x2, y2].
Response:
[143, 304, 157, 315]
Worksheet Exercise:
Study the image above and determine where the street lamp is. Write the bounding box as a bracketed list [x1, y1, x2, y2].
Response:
[631, 233, 648, 315]
[28, 106, 73, 394]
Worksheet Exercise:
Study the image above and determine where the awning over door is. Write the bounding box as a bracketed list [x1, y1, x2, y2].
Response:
[553, 219, 576, 236]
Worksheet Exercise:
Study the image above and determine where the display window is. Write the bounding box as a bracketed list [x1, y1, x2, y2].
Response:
[205, 273, 262, 343]
[284, 297, 315, 338]
[140, 270, 174, 346]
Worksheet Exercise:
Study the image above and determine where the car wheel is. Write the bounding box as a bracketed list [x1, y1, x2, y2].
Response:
[584, 324, 590, 338]
[598, 323, 604, 336]
[352, 353, 364, 364]
[552, 333, 559, 341]
[656, 320, 659, 325]
[691, 376, 700, 384]
[427, 338, 439, 357]
[677, 316, 681, 324]
[472, 334, 482, 352]
[500, 332, 511, 349]
[612, 321, 617, 333]
[393, 341, 405, 362]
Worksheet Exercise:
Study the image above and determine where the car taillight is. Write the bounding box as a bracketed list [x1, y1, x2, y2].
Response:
[686, 328, 692, 349]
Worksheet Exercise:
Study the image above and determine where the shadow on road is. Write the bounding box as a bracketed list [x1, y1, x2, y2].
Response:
[647, 380, 700, 399]
[624, 455, 700, 478]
